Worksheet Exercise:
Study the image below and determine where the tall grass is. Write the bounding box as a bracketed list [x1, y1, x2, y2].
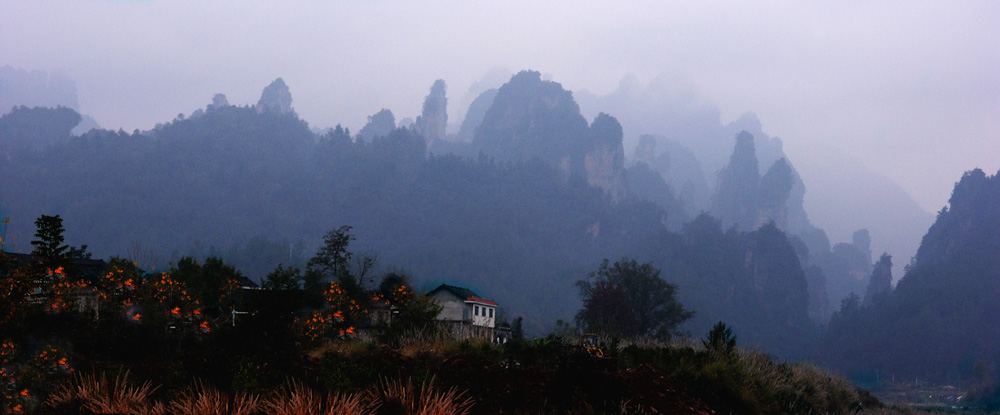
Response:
[45, 372, 476, 415]
[169, 382, 260, 415]
[42, 334, 919, 415]
[47, 371, 159, 415]
[394, 327, 464, 359]
[368, 377, 474, 415]
[616, 341, 915, 415]
[261, 380, 376, 415]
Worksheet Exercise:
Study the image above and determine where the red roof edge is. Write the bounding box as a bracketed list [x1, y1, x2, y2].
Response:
[465, 296, 498, 306]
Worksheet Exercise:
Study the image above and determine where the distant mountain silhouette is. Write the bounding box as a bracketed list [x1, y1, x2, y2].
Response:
[822, 168, 1000, 381]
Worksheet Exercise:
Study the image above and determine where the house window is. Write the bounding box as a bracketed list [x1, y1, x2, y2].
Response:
[474, 305, 479, 316]
[489, 308, 494, 318]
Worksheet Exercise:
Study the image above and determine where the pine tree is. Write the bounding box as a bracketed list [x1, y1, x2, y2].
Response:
[31, 215, 68, 264]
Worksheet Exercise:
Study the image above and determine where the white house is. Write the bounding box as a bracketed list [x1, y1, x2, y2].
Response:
[428, 284, 501, 339]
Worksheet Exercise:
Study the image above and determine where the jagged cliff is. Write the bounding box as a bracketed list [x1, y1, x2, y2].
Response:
[456, 88, 498, 143]
[712, 131, 759, 232]
[585, 113, 627, 201]
[474, 70, 589, 171]
[757, 158, 794, 230]
[256, 78, 293, 114]
[473, 70, 627, 199]
[862, 253, 892, 306]
[415, 79, 447, 142]
[357, 108, 396, 142]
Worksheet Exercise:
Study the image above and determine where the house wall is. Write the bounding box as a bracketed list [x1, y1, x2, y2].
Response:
[471, 304, 496, 328]
[431, 291, 468, 322]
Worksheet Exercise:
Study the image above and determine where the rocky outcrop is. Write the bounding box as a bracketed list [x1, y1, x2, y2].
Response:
[211, 93, 229, 108]
[472, 71, 632, 199]
[585, 113, 626, 201]
[633, 134, 657, 166]
[712, 131, 760, 231]
[415, 79, 447, 142]
[757, 158, 794, 230]
[852, 229, 872, 265]
[456, 88, 498, 143]
[473, 70, 590, 174]
[863, 253, 892, 305]
[357, 108, 396, 142]
[256, 78, 293, 114]
[712, 133, 811, 233]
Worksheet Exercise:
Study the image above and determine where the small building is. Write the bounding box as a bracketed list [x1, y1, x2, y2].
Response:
[429, 284, 505, 340]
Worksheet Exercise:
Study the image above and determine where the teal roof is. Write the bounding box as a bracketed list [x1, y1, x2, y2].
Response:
[428, 284, 479, 300]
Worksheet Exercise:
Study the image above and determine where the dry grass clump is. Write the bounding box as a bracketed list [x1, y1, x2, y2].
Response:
[47, 371, 160, 414]
[46, 373, 476, 415]
[169, 381, 260, 415]
[368, 377, 474, 415]
[395, 327, 463, 359]
[262, 380, 376, 415]
[307, 338, 372, 360]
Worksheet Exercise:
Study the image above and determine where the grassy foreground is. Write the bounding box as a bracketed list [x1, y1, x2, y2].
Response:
[31, 331, 922, 415]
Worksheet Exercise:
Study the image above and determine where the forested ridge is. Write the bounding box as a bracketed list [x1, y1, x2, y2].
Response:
[0, 74, 827, 348]
[3, 72, 999, 396]
[821, 169, 1000, 395]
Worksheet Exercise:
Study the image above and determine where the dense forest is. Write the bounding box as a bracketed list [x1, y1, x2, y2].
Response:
[821, 169, 1000, 394]
[0, 219, 899, 414]
[2, 70, 999, 394]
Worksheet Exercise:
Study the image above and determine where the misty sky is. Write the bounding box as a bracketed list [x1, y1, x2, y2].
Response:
[2, 0, 997, 214]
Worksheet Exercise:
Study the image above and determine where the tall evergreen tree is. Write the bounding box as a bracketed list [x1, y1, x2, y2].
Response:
[31, 214, 68, 265]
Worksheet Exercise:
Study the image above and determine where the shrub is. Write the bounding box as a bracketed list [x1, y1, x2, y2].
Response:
[263, 380, 376, 415]
[368, 377, 474, 415]
[47, 371, 159, 414]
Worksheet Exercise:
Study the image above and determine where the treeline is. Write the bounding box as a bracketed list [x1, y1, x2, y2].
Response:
[0, 102, 831, 354]
[820, 169, 1000, 396]
[1, 216, 903, 415]
[0, 103, 660, 335]
[0, 217, 445, 412]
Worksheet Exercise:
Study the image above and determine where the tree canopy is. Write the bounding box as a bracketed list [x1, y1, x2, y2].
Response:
[30, 214, 68, 265]
[575, 258, 693, 340]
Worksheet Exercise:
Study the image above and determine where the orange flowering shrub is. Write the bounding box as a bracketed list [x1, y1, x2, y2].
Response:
[44, 267, 90, 313]
[0, 342, 73, 414]
[146, 272, 191, 305]
[0, 340, 15, 364]
[138, 272, 214, 333]
[295, 282, 364, 341]
[34, 346, 72, 376]
[296, 310, 329, 342]
[388, 284, 414, 307]
[99, 267, 140, 304]
[0, 267, 34, 326]
[0, 341, 17, 411]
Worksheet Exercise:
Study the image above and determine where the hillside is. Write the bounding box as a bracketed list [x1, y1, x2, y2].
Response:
[821, 168, 1000, 384]
[0, 73, 938, 360]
